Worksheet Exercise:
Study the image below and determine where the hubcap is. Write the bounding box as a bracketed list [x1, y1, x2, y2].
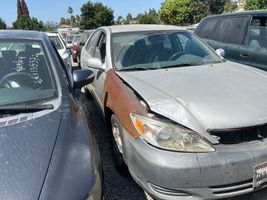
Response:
[112, 122, 123, 154]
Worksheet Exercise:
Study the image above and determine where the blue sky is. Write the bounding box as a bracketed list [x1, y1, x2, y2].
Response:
[2, 0, 163, 25]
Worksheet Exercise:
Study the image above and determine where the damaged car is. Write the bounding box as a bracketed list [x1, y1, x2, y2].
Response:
[81, 24, 267, 200]
[0, 30, 103, 200]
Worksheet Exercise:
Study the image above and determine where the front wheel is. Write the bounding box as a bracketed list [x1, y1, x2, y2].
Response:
[110, 114, 128, 175]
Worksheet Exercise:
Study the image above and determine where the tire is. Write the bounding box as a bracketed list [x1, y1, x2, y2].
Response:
[110, 114, 128, 175]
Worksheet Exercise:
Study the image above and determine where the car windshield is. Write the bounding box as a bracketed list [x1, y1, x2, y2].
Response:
[0, 39, 57, 106]
[49, 36, 64, 50]
[72, 35, 81, 43]
[111, 30, 223, 71]
[66, 35, 74, 44]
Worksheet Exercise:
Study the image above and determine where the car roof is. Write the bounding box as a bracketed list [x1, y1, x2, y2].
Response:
[101, 24, 186, 33]
[0, 30, 44, 40]
[46, 32, 59, 37]
[204, 10, 267, 19]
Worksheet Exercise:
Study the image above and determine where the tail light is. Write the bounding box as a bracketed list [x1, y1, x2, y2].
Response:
[72, 43, 77, 52]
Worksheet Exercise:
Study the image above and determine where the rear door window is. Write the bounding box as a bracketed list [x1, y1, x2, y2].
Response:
[213, 16, 251, 45]
[248, 17, 267, 48]
[195, 18, 219, 39]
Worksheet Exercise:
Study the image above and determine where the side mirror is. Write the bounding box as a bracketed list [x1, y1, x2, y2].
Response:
[87, 58, 105, 70]
[73, 69, 94, 89]
[216, 49, 225, 58]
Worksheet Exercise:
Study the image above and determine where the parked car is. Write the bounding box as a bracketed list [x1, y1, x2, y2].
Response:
[46, 32, 72, 69]
[71, 34, 81, 62]
[66, 34, 74, 49]
[77, 30, 94, 67]
[81, 24, 267, 200]
[195, 10, 267, 71]
[0, 30, 103, 200]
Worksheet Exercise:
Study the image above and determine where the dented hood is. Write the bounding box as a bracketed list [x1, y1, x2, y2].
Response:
[116, 62, 267, 135]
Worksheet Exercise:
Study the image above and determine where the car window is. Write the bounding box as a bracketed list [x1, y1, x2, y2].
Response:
[81, 31, 93, 44]
[112, 31, 223, 70]
[66, 35, 74, 44]
[49, 36, 64, 50]
[213, 16, 251, 45]
[248, 17, 267, 48]
[85, 30, 102, 58]
[72, 35, 80, 43]
[94, 33, 106, 63]
[0, 39, 57, 106]
[195, 18, 219, 39]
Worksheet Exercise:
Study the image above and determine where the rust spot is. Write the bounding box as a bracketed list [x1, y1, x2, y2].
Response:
[102, 69, 147, 138]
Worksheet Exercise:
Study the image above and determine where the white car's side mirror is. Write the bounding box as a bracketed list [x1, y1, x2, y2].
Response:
[87, 58, 105, 70]
[216, 49, 225, 58]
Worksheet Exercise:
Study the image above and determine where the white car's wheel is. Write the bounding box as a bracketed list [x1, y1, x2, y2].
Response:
[110, 114, 128, 175]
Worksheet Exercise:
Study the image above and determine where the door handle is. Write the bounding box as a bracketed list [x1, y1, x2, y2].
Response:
[240, 53, 250, 58]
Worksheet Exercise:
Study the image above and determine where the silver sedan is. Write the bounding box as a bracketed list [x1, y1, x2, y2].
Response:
[81, 24, 267, 200]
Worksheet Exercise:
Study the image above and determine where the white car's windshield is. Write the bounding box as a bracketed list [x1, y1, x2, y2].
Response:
[0, 40, 57, 106]
[112, 31, 223, 71]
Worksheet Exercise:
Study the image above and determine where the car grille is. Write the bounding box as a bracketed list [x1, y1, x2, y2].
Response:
[210, 179, 253, 197]
[208, 124, 267, 144]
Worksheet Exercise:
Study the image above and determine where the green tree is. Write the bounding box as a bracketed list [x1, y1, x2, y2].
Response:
[65, 18, 71, 25]
[75, 15, 80, 26]
[68, 6, 73, 16]
[224, 0, 238, 13]
[137, 9, 161, 24]
[80, 1, 114, 29]
[60, 17, 66, 25]
[160, 0, 207, 25]
[44, 21, 58, 31]
[13, 15, 45, 31]
[125, 13, 132, 24]
[245, 0, 267, 10]
[116, 16, 124, 25]
[0, 18, 7, 29]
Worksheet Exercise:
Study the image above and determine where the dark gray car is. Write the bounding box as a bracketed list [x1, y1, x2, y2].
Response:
[195, 10, 267, 71]
[0, 30, 102, 200]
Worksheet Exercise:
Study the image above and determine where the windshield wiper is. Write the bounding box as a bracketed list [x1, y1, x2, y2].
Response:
[117, 66, 154, 71]
[0, 104, 54, 114]
[160, 63, 194, 69]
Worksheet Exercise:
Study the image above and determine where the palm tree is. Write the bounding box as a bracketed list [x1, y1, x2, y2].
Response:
[0, 18, 6, 29]
[68, 6, 73, 17]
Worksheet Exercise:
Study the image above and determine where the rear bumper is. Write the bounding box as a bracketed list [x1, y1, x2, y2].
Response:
[121, 128, 267, 200]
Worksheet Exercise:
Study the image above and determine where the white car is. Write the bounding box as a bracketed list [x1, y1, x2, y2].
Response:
[46, 32, 72, 69]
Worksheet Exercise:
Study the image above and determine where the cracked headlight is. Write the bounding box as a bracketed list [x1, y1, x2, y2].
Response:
[130, 113, 215, 153]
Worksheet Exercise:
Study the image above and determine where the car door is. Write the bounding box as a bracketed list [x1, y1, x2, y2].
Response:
[212, 16, 251, 63]
[82, 30, 107, 109]
[196, 16, 252, 64]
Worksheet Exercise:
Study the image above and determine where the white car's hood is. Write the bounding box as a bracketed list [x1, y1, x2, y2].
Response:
[117, 62, 267, 139]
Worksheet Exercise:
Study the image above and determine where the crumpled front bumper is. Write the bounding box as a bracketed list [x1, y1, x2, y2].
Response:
[121, 128, 267, 200]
